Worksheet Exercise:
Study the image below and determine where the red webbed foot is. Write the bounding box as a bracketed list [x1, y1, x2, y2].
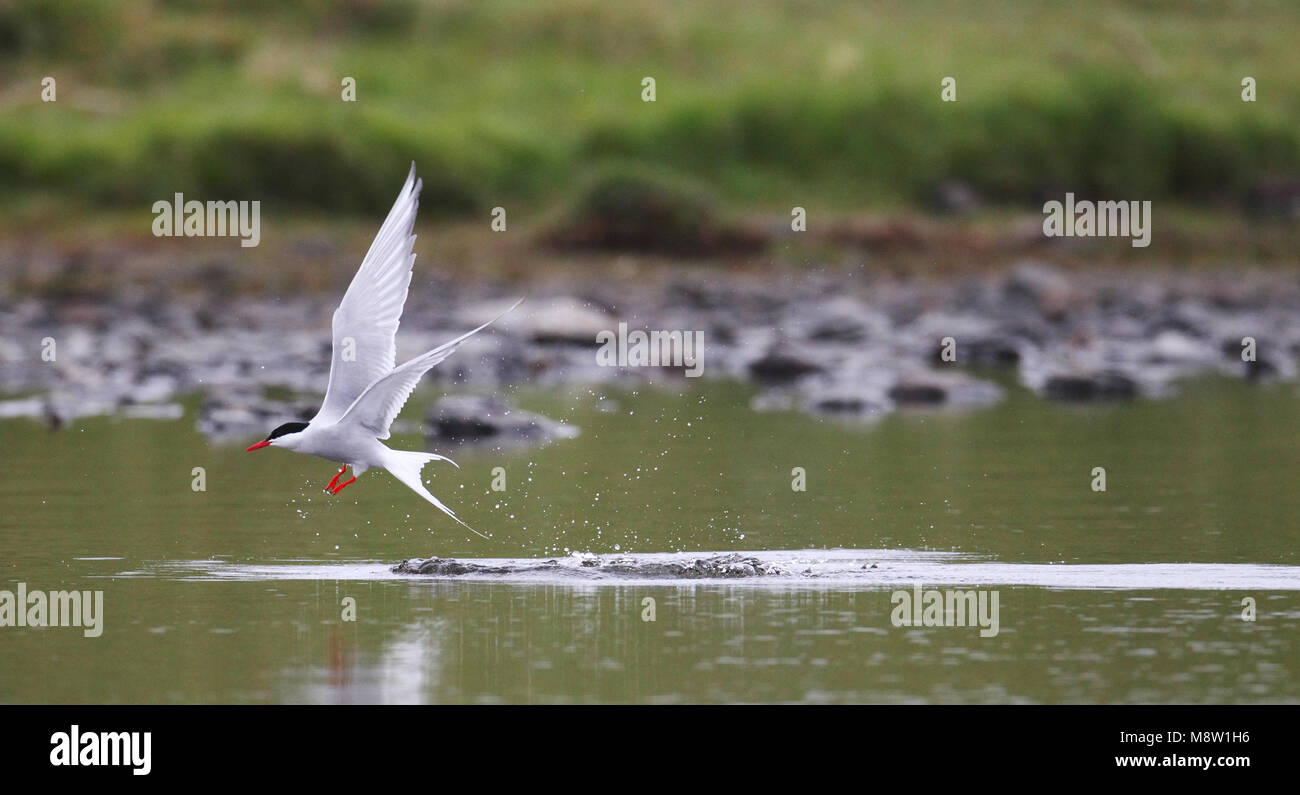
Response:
[326, 466, 347, 493]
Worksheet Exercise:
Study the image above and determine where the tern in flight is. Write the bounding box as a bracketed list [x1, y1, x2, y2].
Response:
[245, 164, 518, 535]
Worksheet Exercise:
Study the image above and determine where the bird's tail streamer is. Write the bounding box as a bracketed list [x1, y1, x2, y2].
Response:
[383, 449, 489, 539]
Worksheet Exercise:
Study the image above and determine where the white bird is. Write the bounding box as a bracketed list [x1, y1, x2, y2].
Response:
[245, 163, 518, 537]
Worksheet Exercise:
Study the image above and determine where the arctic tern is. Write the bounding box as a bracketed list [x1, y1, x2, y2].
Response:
[245, 164, 518, 536]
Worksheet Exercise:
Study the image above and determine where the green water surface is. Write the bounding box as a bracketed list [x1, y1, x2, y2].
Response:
[1, 377, 1297, 703]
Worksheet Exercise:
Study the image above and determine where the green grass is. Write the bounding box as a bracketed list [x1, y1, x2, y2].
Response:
[0, 0, 1298, 216]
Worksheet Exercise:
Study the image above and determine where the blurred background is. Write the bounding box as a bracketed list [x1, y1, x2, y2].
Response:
[1, 0, 1298, 287]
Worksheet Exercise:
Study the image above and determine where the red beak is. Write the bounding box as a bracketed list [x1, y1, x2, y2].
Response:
[245, 440, 271, 452]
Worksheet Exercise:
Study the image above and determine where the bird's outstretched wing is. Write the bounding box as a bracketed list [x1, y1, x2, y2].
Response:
[313, 163, 422, 426]
[336, 299, 523, 439]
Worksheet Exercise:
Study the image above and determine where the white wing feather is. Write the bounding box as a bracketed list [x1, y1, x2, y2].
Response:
[313, 163, 422, 425]
[337, 300, 523, 439]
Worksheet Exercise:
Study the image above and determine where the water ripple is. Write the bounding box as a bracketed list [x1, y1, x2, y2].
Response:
[113, 549, 1300, 590]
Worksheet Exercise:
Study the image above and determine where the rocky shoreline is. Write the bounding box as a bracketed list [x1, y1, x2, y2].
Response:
[1, 262, 1297, 441]
[393, 552, 791, 578]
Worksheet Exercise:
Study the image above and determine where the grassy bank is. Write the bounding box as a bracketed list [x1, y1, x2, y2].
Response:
[1, 0, 1298, 216]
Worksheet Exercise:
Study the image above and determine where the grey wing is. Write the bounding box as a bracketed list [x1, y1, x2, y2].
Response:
[336, 299, 522, 439]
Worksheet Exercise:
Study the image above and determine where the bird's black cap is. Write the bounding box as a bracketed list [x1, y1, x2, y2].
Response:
[267, 421, 309, 440]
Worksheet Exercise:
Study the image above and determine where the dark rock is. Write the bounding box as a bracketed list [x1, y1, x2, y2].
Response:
[888, 370, 1005, 407]
[888, 383, 947, 404]
[393, 558, 529, 575]
[393, 553, 788, 578]
[1244, 357, 1280, 382]
[960, 337, 1023, 366]
[814, 395, 875, 413]
[808, 316, 868, 343]
[748, 344, 823, 384]
[600, 554, 787, 578]
[1223, 339, 1284, 382]
[1043, 371, 1138, 401]
[427, 394, 579, 444]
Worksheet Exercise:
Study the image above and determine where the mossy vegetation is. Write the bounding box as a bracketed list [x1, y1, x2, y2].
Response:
[1, 1, 1297, 216]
